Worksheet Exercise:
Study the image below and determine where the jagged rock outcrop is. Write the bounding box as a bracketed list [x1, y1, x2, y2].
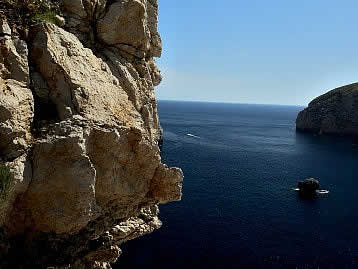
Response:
[297, 178, 320, 197]
[0, 1, 183, 268]
[0, 28, 33, 160]
[296, 83, 358, 136]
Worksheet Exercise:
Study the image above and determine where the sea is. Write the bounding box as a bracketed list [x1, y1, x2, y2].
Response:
[115, 101, 358, 269]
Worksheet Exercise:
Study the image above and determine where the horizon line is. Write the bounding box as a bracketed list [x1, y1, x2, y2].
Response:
[157, 99, 306, 107]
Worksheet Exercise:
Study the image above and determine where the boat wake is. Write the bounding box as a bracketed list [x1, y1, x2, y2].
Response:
[187, 133, 201, 139]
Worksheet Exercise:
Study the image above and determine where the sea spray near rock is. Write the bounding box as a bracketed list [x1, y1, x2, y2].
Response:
[294, 178, 329, 198]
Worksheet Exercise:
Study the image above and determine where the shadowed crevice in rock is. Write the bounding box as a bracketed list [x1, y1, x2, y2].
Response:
[29, 71, 60, 134]
[2, 203, 160, 268]
[32, 97, 59, 125]
[27, 35, 60, 128]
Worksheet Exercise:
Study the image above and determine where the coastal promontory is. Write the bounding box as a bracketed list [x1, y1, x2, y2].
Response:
[0, 0, 183, 268]
[296, 83, 358, 136]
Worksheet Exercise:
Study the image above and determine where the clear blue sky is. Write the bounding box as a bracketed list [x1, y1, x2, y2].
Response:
[155, 0, 358, 106]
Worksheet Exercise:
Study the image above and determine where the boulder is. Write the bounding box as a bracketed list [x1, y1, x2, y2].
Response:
[97, 0, 162, 58]
[297, 178, 320, 195]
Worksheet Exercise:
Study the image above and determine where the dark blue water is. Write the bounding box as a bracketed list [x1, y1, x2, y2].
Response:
[116, 101, 358, 269]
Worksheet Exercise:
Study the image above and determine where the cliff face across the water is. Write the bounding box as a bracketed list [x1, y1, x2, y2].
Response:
[296, 83, 358, 137]
[0, 1, 183, 268]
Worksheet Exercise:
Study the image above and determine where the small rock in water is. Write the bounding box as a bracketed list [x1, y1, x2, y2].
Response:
[297, 178, 320, 196]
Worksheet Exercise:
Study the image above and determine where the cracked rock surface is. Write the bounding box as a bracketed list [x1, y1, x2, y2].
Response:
[0, 1, 183, 268]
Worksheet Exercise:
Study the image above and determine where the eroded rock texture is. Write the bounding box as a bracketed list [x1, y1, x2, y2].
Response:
[0, 1, 182, 268]
[296, 83, 358, 136]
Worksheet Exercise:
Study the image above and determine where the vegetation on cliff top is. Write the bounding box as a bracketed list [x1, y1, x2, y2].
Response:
[0, 0, 61, 34]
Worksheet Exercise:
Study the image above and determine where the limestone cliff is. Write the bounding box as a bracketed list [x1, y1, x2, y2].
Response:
[0, 1, 183, 268]
[296, 83, 358, 137]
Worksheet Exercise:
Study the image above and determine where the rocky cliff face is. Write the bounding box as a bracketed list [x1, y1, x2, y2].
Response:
[0, 1, 183, 268]
[296, 83, 358, 137]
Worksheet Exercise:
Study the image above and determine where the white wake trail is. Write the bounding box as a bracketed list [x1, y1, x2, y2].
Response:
[186, 133, 201, 139]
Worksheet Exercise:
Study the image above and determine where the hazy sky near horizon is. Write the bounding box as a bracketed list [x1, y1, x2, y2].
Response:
[155, 0, 358, 106]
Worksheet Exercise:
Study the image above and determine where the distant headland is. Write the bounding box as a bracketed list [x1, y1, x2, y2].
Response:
[296, 82, 358, 138]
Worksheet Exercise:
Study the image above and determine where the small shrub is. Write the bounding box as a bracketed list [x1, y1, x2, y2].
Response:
[0, 0, 61, 34]
[0, 165, 12, 200]
[32, 10, 57, 24]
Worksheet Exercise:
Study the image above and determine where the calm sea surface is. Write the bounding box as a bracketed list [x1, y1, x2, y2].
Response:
[116, 101, 358, 269]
